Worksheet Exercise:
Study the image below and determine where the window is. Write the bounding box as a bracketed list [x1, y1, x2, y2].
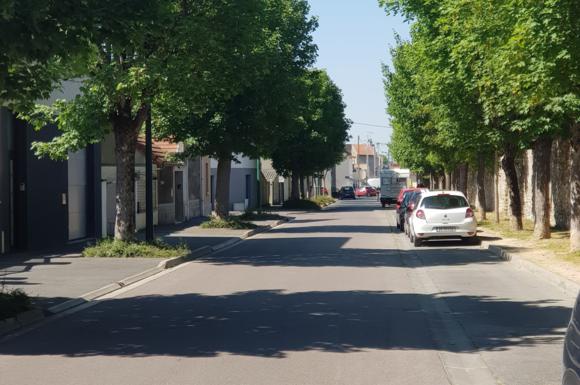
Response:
[422, 195, 468, 209]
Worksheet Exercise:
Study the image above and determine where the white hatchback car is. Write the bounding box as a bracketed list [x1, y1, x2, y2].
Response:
[408, 191, 478, 247]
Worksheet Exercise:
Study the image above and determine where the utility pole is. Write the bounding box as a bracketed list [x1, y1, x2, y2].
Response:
[366, 140, 369, 181]
[145, 106, 154, 242]
[494, 152, 500, 224]
[256, 158, 261, 212]
[357, 135, 360, 187]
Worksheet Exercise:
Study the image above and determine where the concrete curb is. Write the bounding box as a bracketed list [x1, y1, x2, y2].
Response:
[484, 243, 580, 297]
[1, 216, 292, 337]
[320, 201, 338, 211]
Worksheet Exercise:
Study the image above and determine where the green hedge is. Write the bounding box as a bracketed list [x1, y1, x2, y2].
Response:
[83, 239, 189, 258]
[200, 216, 258, 230]
[282, 197, 335, 210]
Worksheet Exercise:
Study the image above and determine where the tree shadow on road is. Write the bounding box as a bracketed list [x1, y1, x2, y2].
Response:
[0, 290, 570, 359]
[196, 236, 505, 268]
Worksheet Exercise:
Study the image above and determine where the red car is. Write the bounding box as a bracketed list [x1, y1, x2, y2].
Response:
[396, 187, 421, 210]
[356, 186, 377, 197]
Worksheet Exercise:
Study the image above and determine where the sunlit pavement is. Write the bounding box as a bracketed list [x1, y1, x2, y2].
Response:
[0, 197, 573, 385]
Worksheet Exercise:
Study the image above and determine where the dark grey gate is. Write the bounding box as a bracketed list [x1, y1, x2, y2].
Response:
[174, 171, 184, 222]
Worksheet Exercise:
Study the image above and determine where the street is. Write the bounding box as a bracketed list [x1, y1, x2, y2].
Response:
[0, 198, 573, 385]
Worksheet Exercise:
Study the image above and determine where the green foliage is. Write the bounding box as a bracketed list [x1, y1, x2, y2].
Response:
[270, 69, 351, 178]
[83, 239, 189, 258]
[200, 217, 258, 230]
[154, 0, 318, 162]
[381, 0, 580, 174]
[0, 289, 32, 321]
[310, 195, 336, 207]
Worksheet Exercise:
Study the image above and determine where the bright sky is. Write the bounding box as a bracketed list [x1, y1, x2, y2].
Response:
[308, 0, 410, 153]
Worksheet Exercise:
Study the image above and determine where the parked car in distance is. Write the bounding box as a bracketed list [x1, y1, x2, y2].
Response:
[396, 188, 415, 211]
[396, 188, 429, 231]
[355, 186, 377, 197]
[407, 191, 478, 247]
[365, 186, 378, 196]
[355, 187, 368, 197]
[338, 186, 356, 199]
[396, 189, 422, 231]
[564, 292, 580, 385]
[403, 191, 423, 237]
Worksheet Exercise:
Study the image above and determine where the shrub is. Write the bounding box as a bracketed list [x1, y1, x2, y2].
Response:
[239, 210, 285, 221]
[83, 239, 190, 258]
[311, 195, 336, 207]
[0, 289, 32, 321]
[200, 216, 258, 230]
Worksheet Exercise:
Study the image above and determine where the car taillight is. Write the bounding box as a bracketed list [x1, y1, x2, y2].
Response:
[466, 208, 474, 218]
[416, 209, 425, 219]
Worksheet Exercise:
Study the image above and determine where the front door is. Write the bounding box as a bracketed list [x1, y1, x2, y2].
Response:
[174, 171, 184, 222]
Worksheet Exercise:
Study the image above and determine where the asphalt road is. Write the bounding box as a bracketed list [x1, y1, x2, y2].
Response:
[0, 198, 574, 385]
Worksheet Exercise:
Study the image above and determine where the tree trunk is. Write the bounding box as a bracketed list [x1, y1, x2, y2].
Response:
[452, 168, 459, 190]
[533, 136, 552, 239]
[552, 138, 571, 230]
[570, 125, 580, 252]
[215, 158, 232, 219]
[444, 171, 452, 190]
[299, 175, 306, 199]
[114, 123, 139, 241]
[290, 173, 300, 200]
[477, 154, 487, 220]
[458, 164, 468, 195]
[501, 144, 523, 230]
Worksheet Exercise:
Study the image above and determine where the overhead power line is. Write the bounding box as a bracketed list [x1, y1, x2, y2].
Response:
[351, 121, 390, 128]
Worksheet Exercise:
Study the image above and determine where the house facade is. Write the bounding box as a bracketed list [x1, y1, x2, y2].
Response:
[101, 134, 212, 236]
[211, 156, 259, 211]
[351, 143, 380, 185]
[0, 108, 102, 254]
[259, 158, 290, 206]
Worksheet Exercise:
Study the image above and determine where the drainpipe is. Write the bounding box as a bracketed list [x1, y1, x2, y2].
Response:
[145, 106, 154, 242]
[256, 158, 261, 210]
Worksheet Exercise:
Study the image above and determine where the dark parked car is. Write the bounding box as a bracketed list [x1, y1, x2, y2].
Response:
[403, 191, 423, 237]
[564, 292, 580, 385]
[396, 190, 416, 231]
[338, 186, 356, 200]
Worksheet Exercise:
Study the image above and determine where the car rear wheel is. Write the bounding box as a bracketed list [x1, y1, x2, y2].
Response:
[412, 235, 422, 247]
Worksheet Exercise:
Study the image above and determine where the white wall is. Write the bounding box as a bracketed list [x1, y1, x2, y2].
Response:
[210, 156, 257, 169]
[335, 156, 354, 188]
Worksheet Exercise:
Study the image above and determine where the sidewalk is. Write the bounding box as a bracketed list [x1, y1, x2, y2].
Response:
[0, 215, 291, 314]
[478, 226, 580, 291]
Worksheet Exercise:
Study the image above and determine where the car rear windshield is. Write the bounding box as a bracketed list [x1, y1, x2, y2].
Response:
[343, 187, 353, 191]
[422, 195, 468, 209]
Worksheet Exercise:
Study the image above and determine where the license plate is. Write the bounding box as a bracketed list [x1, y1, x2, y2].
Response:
[434, 226, 456, 232]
